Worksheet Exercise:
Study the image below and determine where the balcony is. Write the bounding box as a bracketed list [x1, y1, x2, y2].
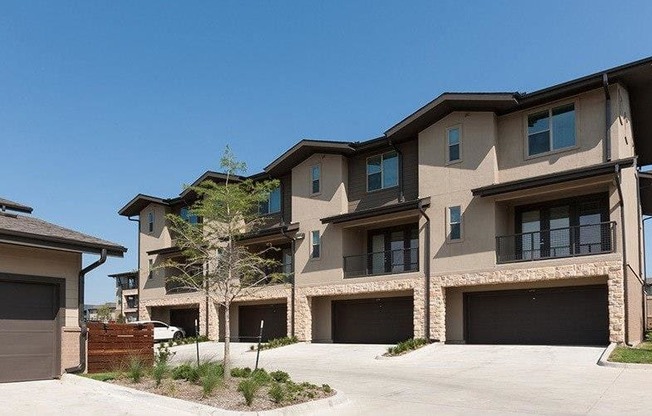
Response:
[344, 248, 419, 278]
[496, 221, 616, 264]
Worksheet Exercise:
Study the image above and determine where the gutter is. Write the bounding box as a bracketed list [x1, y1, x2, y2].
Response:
[603, 74, 612, 162]
[417, 200, 431, 341]
[387, 138, 405, 203]
[280, 225, 297, 338]
[614, 166, 629, 345]
[65, 248, 108, 374]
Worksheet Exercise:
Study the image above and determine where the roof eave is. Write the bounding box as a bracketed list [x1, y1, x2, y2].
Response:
[0, 230, 127, 257]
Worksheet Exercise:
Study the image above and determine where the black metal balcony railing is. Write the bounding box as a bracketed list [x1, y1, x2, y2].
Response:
[119, 280, 138, 290]
[344, 248, 419, 278]
[496, 221, 616, 264]
[125, 299, 139, 309]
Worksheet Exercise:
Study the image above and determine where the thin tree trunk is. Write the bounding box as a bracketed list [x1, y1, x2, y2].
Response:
[223, 300, 231, 380]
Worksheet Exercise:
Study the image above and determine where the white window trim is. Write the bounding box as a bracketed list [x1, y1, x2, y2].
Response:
[309, 230, 321, 260]
[447, 205, 463, 243]
[524, 99, 580, 160]
[445, 125, 463, 165]
[310, 164, 322, 196]
[366, 151, 399, 193]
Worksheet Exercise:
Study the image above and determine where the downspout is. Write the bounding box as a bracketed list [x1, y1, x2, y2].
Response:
[635, 160, 646, 341]
[280, 226, 296, 338]
[65, 248, 108, 373]
[388, 138, 405, 203]
[614, 165, 629, 345]
[603, 74, 612, 162]
[417, 200, 431, 341]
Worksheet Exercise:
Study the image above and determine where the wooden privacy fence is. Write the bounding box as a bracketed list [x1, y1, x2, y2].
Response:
[87, 322, 154, 373]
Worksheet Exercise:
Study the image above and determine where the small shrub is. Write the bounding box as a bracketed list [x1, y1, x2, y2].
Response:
[201, 365, 222, 396]
[268, 382, 285, 403]
[270, 370, 290, 383]
[152, 361, 168, 387]
[127, 358, 145, 383]
[172, 363, 200, 383]
[198, 362, 224, 378]
[230, 367, 252, 378]
[321, 384, 332, 393]
[237, 378, 260, 406]
[251, 368, 272, 384]
[156, 343, 174, 364]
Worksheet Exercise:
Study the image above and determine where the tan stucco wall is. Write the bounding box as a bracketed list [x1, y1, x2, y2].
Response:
[0, 242, 82, 372]
[292, 154, 349, 285]
[138, 202, 173, 300]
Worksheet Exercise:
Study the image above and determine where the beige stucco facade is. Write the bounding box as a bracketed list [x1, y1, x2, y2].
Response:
[123, 76, 647, 347]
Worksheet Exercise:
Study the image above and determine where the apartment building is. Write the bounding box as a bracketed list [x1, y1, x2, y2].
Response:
[108, 271, 139, 322]
[119, 57, 652, 346]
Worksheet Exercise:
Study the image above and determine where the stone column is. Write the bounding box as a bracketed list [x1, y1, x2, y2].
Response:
[429, 284, 445, 342]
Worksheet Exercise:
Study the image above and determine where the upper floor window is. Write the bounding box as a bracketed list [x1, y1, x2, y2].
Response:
[259, 186, 281, 215]
[147, 212, 154, 233]
[527, 103, 576, 156]
[148, 259, 154, 279]
[448, 206, 462, 241]
[367, 151, 398, 192]
[447, 126, 461, 163]
[310, 230, 321, 259]
[311, 165, 321, 195]
[180, 207, 199, 224]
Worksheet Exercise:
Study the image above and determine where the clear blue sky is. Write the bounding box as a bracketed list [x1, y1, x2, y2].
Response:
[2, 1, 652, 304]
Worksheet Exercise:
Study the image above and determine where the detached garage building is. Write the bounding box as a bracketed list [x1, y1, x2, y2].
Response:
[0, 197, 126, 383]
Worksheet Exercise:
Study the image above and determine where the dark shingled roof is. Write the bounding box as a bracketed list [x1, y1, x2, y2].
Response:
[0, 197, 33, 214]
[0, 212, 126, 257]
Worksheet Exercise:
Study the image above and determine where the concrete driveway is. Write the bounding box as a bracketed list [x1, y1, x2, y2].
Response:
[0, 343, 650, 415]
[171, 342, 651, 415]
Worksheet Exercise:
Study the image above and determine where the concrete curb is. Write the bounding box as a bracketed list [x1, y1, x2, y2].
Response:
[597, 343, 652, 370]
[63, 374, 346, 415]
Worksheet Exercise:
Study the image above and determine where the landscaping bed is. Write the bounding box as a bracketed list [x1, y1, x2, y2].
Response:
[609, 333, 652, 364]
[87, 362, 334, 412]
[250, 336, 298, 351]
[384, 338, 428, 357]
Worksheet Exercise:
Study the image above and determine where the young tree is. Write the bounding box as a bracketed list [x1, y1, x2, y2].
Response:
[96, 304, 113, 322]
[163, 147, 286, 379]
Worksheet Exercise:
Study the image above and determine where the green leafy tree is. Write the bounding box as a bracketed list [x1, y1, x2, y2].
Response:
[163, 147, 286, 379]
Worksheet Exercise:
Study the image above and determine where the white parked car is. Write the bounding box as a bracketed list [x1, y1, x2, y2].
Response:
[130, 320, 185, 342]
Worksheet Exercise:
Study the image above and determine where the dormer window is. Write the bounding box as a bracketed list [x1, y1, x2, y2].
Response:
[147, 212, 154, 233]
[259, 187, 281, 215]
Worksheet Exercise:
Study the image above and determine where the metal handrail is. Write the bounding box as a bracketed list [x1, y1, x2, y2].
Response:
[496, 221, 616, 264]
[343, 247, 419, 278]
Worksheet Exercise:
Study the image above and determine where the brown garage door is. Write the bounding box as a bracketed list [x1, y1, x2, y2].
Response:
[238, 304, 287, 342]
[465, 285, 608, 345]
[0, 278, 60, 383]
[332, 296, 413, 344]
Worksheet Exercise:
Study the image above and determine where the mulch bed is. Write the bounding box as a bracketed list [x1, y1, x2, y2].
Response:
[109, 377, 334, 412]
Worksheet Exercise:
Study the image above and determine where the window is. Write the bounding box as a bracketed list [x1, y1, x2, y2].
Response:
[367, 151, 398, 191]
[527, 103, 576, 156]
[180, 207, 199, 224]
[311, 165, 321, 195]
[147, 212, 154, 233]
[148, 259, 154, 279]
[310, 230, 321, 259]
[447, 126, 461, 163]
[449, 206, 462, 241]
[259, 187, 281, 214]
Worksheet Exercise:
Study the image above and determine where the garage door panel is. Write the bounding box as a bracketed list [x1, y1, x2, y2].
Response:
[332, 296, 413, 344]
[239, 304, 287, 342]
[466, 285, 608, 346]
[0, 279, 59, 383]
